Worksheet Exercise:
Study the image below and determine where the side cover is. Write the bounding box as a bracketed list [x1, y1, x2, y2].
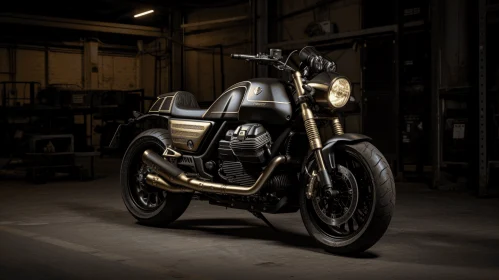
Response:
[169, 119, 213, 152]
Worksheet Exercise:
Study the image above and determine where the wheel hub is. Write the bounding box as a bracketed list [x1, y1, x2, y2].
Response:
[134, 163, 166, 210]
[311, 165, 359, 226]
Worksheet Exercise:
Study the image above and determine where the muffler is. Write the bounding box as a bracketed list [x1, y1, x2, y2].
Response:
[145, 174, 193, 193]
[142, 149, 289, 195]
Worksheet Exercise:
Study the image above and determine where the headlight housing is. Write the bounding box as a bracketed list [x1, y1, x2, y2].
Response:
[327, 77, 351, 108]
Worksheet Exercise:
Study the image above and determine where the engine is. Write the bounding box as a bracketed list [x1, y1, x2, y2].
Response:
[218, 123, 272, 185]
[230, 124, 272, 163]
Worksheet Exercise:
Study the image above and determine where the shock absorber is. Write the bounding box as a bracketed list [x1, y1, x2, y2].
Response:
[293, 72, 322, 150]
[293, 71, 333, 197]
[332, 117, 344, 135]
[302, 106, 322, 150]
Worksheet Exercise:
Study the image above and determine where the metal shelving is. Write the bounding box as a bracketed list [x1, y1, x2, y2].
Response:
[478, 0, 487, 196]
[271, 0, 494, 191]
[432, 0, 494, 196]
[268, 0, 427, 177]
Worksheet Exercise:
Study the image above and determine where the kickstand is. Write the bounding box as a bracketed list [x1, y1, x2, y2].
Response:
[250, 211, 279, 232]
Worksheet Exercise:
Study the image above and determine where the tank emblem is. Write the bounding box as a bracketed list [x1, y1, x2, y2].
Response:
[253, 86, 262, 95]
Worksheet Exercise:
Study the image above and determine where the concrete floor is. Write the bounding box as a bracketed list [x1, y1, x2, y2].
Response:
[1, 159, 498, 280]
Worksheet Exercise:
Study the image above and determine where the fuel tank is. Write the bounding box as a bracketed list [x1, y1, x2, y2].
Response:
[203, 78, 293, 125]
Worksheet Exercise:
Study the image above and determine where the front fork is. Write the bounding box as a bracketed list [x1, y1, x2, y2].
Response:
[293, 72, 339, 198]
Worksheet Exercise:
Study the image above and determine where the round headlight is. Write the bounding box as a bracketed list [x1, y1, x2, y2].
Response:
[328, 77, 351, 108]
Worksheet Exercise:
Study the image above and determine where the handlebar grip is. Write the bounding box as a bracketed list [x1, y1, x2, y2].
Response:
[299, 46, 337, 73]
[231, 54, 256, 60]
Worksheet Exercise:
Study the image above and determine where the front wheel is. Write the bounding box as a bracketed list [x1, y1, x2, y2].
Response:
[300, 142, 395, 255]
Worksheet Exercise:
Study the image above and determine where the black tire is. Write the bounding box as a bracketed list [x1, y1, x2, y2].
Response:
[120, 129, 192, 227]
[300, 141, 395, 255]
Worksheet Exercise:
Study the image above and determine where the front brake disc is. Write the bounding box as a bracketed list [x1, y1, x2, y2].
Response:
[312, 165, 359, 226]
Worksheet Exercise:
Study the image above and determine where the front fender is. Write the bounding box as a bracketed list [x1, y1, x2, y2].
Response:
[322, 133, 372, 171]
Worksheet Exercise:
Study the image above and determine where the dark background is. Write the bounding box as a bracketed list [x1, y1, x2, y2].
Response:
[0, 1, 498, 279]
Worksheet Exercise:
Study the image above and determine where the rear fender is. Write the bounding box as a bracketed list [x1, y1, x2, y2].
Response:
[109, 113, 170, 149]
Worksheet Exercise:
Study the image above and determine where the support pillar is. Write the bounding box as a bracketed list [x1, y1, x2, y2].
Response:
[431, 0, 442, 189]
[255, 0, 269, 78]
[83, 41, 99, 89]
[478, 0, 487, 196]
[171, 10, 184, 91]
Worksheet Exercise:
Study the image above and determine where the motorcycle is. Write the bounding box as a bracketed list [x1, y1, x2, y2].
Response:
[112, 46, 395, 254]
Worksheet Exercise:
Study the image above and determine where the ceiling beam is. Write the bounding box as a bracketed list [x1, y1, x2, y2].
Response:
[0, 13, 164, 37]
[181, 15, 248, 28]
[267, 20, 425, 49]
[277, 0, 338, 21]
[268, 25, 397, 49]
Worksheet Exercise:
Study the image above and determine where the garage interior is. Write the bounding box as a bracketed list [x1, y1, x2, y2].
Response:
[1, 0, 498, 279]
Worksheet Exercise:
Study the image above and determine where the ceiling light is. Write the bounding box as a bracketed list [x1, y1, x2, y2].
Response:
[134, 10, 154, 18]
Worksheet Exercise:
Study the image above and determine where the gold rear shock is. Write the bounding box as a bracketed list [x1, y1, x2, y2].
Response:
[332, 117, 344, 135]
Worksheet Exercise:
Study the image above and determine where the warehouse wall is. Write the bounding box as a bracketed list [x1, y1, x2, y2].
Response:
[0, 48, 47, 106]
[280, 0, 362, 40]
[98, 54, 140, 90]
[184, 3, 252, 103]
[49, 50, 83, 87]
[0, 44, 155, 146]
[0, 49, 9, 83]
[280, 0, 363, 133]
[440, 0, 470, 88]
[0, 46, 143, 91]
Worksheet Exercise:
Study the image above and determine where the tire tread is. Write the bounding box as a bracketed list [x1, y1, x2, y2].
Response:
[121, 128, 192, 227]
[300, 141, 396, 255]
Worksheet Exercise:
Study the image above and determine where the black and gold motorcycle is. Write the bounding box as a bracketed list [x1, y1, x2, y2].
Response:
[113, 46, 395, 255]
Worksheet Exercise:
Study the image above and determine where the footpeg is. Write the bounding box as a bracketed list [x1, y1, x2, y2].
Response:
[163, 147, 182, 158]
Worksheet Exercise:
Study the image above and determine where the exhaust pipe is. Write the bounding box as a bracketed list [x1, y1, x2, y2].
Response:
[142, 150, 289, 195]
[145, 174, 193, 193]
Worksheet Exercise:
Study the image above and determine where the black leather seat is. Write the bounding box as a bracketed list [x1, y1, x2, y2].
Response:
[170, 91, 206, 118]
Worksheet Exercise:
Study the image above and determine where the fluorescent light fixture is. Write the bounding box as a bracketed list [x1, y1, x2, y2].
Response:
[134, 10, 154, 18]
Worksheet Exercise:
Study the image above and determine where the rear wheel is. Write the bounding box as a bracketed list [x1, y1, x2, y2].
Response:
[300, 142, 395, 255]
[120, 129, 192, 227]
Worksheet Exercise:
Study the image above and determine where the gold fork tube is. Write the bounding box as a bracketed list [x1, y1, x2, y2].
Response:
[293, 71, 323, 150]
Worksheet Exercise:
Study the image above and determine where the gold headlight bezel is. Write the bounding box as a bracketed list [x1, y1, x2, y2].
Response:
[327, 76, 352, 108]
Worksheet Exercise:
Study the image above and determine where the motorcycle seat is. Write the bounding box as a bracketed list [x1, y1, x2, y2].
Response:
[156, 91, 206, 119]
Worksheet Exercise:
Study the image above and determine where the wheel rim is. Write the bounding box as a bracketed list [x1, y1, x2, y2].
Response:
[312, 165, 359, 227]
[306, 147, 375, 240]
[128, 142, 167, 212]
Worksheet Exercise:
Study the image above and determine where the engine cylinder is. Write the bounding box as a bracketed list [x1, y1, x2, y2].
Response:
[217, 124, 272, 185]
[229, 123, 271, 164]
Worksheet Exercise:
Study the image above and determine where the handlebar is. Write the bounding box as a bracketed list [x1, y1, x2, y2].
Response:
[299, 46, 336, 74]
[230, 53, 285, 69]
[231, 46, 336, 74]
[230, 54, 257, 60]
